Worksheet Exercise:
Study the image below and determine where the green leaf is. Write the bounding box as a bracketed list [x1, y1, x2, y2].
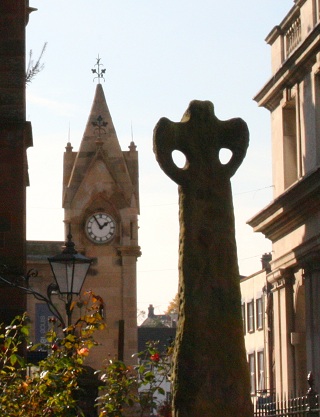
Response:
[10, 354, 17, 365]
[20, 326, 29, 336]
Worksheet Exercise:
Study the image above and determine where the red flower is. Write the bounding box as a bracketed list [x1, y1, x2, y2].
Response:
[48, 317, 57, 323]
[77, 347, 89, 357]
[150, 353, 160, 362]
[51, 343, 59, 351]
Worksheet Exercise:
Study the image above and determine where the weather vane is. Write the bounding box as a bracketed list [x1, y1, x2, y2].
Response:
[91, 55, 106, 83]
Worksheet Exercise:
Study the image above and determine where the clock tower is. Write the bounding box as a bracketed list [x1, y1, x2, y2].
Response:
[62, 80, 140, 367]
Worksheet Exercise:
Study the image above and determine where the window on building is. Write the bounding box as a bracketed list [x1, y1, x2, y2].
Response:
[247, 301, 255, 333]
[241, 303, 246, 334]
[283, 98, 301, 189]
[248, 353, 256, 395]
[257, 351, 265, 392]
[130, 221, 134, 240]
[256, 298, 263, 330]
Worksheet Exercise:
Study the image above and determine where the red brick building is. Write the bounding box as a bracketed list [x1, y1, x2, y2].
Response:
[0, 1, 34, 322]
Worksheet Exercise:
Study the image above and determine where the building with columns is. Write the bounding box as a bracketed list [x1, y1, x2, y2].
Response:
[243, 0, 320, 398]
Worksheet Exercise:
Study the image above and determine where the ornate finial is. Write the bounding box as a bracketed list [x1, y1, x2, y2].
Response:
[65, 142, 73, 152]
[91, 55, 106, 83]
[92, 115, 108, 146]
[63, 223, 77, 255]
[129, 122, 136, 150]
[65, 123, 73, 152]
[129, 141, 137, 151]
[307, 371, 318, 410]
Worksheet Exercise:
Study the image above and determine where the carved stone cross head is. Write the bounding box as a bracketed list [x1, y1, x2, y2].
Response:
[153, 100, 249, 188]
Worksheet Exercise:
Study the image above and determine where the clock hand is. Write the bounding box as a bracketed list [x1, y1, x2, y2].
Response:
[93, 215, 103, 230]
[101, 220, 111, 228]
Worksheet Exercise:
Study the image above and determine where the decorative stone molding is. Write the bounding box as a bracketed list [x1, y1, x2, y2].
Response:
[248, 167, 320, 241]
[117, 246, 141, 258]
[268, 267, 294, 289]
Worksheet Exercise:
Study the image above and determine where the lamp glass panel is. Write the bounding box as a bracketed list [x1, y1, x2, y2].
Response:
[72, 263, 91, 294]
[50, 260, 91, 295]
[50, 262, 72, 293]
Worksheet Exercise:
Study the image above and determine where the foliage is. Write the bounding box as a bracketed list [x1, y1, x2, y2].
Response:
[26, 42, 47, 84]
[0, 291, 105, 416]
[164, 293, 179, 315]
[96, 340, 173, 417]
[158, 401, 172, 417]
[136, 341, 173, 417]
[0, 313, 31, 416]
[0, 292, 173, 417]
[97, 359, 136, 417]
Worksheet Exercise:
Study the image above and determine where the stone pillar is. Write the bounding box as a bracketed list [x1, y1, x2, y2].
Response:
[304, 261, 320, 391]
[118, 246, 141, 364]
[268, 270, 295, 395]
[154, 100, 252, 417]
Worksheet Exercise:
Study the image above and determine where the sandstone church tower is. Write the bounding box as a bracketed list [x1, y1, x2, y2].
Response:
[62, 77, 140, 367]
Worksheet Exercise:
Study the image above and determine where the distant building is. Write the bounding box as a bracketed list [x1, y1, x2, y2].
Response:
[138, 304, 176, 416]
[240, 254, 272, 397]
[140, 304, 177, 329]
[139, 304, 176, 353]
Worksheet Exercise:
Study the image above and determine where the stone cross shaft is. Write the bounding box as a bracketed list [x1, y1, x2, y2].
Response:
[153, 100, 253, 417]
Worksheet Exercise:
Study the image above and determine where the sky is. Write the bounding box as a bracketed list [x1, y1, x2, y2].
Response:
[26, 0, 294, 317]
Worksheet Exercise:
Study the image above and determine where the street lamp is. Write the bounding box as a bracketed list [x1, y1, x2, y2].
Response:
[48, 228, 93, 327]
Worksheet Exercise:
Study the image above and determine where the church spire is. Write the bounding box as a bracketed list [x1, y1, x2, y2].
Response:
[63, 70, 138, 210]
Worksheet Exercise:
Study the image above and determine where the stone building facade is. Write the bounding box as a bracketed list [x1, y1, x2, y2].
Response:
[62, 82, 140, 368]
[27, 83, 140, 369]
[245, 0, 320, 397]
[241, 255, 273, 398]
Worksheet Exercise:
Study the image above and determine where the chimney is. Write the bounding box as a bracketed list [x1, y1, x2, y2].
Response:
[261, 253, 272, 273]
[148, 304, 155, 318]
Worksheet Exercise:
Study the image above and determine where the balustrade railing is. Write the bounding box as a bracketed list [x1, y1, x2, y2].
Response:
[254, 373, 320, 417]
[285, 16, 301, 58]
[254, 393, 319, 417]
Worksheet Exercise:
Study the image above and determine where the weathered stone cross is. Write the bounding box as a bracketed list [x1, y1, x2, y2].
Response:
[153, 100, 253, 417]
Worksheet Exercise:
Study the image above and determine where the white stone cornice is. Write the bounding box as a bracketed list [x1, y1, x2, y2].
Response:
[247, 167, 320, 241]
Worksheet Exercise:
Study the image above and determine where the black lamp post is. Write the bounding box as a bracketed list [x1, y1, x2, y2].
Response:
[48, 228, 93, 327]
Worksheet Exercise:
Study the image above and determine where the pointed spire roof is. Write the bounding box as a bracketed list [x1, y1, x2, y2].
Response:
[63, 84, 136, 207]
[78, 83, 123, 157]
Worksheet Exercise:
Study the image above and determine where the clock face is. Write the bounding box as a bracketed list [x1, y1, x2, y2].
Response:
[85, 212, 116, 244]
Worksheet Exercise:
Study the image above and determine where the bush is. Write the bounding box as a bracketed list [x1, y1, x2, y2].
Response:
[0, 291, 105, 416]
[0, 295, 173, 417]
